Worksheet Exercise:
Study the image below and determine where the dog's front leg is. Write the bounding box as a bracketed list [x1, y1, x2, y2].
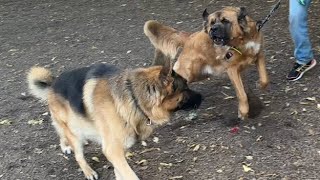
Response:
[102, 140, 139, 180]
[256, 52, 269, 89]
[95, 107, 139, 180]
[227, 66, 249, 120]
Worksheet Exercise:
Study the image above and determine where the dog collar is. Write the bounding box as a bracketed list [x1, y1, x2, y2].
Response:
[225, 46, 242, 60]
[125, 79, 152, 126]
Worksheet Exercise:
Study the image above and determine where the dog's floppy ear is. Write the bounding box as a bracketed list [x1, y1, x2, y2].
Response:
[202, 9, 209, 21]
[238, 7, 248, 32]
[159, 55, 173, 85]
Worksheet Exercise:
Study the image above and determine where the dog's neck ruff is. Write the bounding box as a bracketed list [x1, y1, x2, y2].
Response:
[125, 79, 152, 126]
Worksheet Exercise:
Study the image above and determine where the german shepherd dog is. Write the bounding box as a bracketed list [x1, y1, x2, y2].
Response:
[27, 57, 202, 179]
[144, 7, 269, 120]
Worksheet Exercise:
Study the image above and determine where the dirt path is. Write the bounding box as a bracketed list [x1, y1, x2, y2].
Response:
[0, 0, 319, 179]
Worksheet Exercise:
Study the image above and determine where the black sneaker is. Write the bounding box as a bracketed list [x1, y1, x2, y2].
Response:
[286, 59, 317, 81]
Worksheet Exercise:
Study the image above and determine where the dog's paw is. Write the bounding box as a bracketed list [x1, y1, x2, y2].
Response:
[256, 80, 269, 90]
[60, 144, 73, 155]
[84, 169, 99, 180]
[238, 110, 248, 120]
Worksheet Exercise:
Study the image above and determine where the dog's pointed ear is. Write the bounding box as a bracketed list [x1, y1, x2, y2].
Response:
[202, 8, 209, 21]
[159, 56, 173, 85]
[238, 7, 248, 32]
[238, 7, 247, 20]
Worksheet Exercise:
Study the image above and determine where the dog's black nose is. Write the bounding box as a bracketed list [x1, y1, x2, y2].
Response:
[211, 26, 219, 33]
[211, 25, 224, 37]
[178, 89, 203, 111]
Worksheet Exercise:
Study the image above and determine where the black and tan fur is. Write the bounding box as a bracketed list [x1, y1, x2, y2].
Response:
[144, 6, 269, 120]
[27, 60, 201, 180]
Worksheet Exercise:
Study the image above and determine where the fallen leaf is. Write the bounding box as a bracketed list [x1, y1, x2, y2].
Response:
[141, 141, 147, 147]
[299, 101, 309, 105]
[28, 118, 43, 125]
[306, 97, 316, 101]
[285, 86, 293, 93]
[126, 50, 132, 54]
[185, 112, 198, 121]
[140, 148, 160, 154]
[8, 49, 18, 52]
[193, 157, 198, 162]
[256, 136, 263, 142]
[169, 176, 183, 179]
[136, 159, 147, 166]
[221, 92, 235, 99]
[0, 119, 12, 125]
[291, 110, 298, 115]
[159, 162, 172, 167]
[216, 169, 223, 173]
[34, 148, 43, 154]
[153, 137, 159, 143]
[125, 152, 134, 159]
[224, 96, 235, 100]
[242, 164, 254, 172]
[92, 157, 100, 162]
[193, 144, 200, 151]
[245, 156, 253, 160]
[308, 129, 315, 136]
[317, 104, 320, 110]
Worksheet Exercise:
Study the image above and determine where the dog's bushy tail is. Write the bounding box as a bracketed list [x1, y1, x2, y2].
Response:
[27, 66, 54, 102]
[144, 20, 191, 59]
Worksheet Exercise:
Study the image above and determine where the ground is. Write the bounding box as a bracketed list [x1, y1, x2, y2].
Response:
[1, 0, 320, 179]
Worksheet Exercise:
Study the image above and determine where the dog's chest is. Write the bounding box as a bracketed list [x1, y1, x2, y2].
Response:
[245, 41, 261, 55]
[202, 63, 227, 76]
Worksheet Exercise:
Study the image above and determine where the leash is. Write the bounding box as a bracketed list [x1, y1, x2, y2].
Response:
[257, 0, 282, 31]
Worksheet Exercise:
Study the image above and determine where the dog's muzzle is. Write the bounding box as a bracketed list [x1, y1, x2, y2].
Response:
[209, 24, 229, 46]
[176, 89, 202, 111]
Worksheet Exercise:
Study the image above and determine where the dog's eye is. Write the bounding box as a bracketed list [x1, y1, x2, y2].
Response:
[221, 18, 230, 24]
[210, 20, 216, 25]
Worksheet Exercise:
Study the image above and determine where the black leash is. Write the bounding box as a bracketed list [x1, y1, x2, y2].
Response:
[257, 0, 282, 31]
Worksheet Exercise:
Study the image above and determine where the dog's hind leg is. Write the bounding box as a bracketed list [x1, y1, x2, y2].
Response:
[256, 52, 269, 89]
[51, 111, 98, 180]
[62, 122, 98, 180]
[51, 119, 73, 155]
[227, 66, 249, 120]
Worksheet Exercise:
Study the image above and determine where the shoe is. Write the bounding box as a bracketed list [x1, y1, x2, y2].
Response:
[287, 59, 317, 81]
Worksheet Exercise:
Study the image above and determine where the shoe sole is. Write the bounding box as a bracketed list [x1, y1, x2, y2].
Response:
[289, 59, 317, 81]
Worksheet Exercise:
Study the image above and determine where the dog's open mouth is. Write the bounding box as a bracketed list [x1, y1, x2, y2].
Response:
[213, 37, 225, 46]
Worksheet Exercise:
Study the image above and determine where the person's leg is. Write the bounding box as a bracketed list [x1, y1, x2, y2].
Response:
[289, 0, 314, 64]
[287, 0, 316, 81]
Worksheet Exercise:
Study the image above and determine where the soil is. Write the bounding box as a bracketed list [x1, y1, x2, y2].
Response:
[1, 0, 320, 180]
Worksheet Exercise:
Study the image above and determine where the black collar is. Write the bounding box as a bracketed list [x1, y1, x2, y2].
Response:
[125, 79, 152, 125]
